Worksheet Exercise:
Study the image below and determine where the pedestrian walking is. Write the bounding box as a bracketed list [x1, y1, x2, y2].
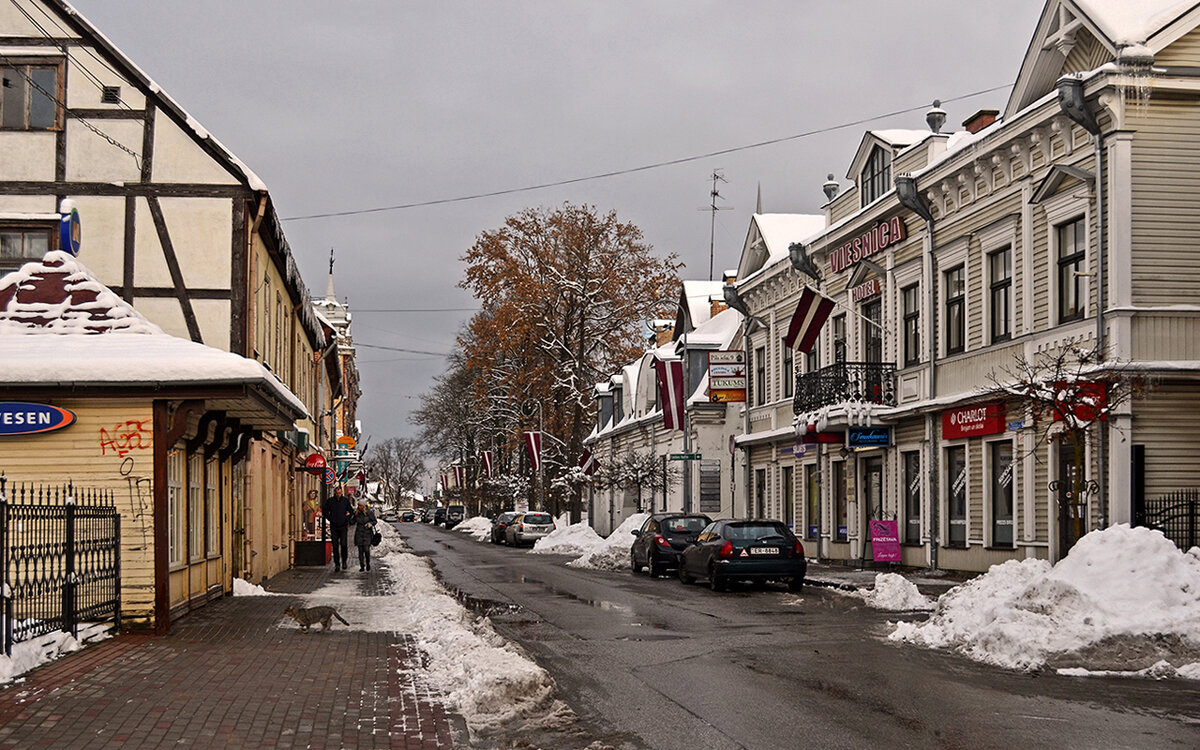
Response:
[352, 499, 377, 572]
[322, 486, 353, 571]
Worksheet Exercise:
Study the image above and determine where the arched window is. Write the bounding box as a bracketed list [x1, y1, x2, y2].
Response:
[861, 145, 892, 206]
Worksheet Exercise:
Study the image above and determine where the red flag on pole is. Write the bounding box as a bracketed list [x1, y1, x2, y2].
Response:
[784, 286, 836, 354]
[440, 473, 448, 491]
[524, 431, 542, 473]
[655, 360, 685, 431]
[453, 466, 464, 488]
[579, 448, 597, 475]
[481, 450, 494, 478]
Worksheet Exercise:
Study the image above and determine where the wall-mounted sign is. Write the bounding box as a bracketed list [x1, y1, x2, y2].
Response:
[708, 350, 746, 403]
[0, 402, 76, 436]
[829, 216, 907, 275]
[847, 426, 892, 447]
[850, 278, 882, 304]
[942, 402, 1006, 440]
[304, 453, 327, 473]
[336, 435, 357, 449]
[801, 426, 844, 444]
[59, 200, 81, 256]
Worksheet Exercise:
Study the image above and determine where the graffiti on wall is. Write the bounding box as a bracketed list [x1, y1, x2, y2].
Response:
[99, 419, 152, 457]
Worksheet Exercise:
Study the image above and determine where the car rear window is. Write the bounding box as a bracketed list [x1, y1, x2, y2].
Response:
[498, 513, 518, 523]
[724, 523, 790, 541]
[662, 516, 708, 533]
[523, 513, 552, 525]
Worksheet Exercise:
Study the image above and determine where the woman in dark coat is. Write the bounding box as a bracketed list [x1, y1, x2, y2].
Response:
[351, 500, 377, 571]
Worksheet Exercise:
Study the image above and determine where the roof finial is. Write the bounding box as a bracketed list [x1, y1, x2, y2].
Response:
[325, 248, 337, 302]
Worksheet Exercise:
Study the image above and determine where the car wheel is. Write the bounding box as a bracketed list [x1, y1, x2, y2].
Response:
[788, 577, 804, 593]
[677, 561, 695, 585]
[648, 555, 664, 579]
[708, 564, 726, 592]
[630, 553, 641, 574]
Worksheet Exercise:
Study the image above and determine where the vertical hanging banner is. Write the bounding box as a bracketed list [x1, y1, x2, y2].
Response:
[524, 431, 542, 473]
[784, 286, 836, 354]
[579, 448, 597, 475]
[481, 450, 494, 478]
[453, 466, 464, 489]
[440, 473, 449, 491]
[655, 359, 685, 430]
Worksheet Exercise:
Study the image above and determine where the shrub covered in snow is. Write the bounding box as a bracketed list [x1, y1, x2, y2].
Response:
[890, 525, 1200, 676]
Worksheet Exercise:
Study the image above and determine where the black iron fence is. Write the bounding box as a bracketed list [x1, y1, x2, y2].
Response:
[1, 475, 121, 656]
[1135, 488, 1199, 552]
[793, 361, 897, 414]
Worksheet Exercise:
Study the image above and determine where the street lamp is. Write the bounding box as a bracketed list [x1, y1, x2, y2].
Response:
[723, 283, 766, 519]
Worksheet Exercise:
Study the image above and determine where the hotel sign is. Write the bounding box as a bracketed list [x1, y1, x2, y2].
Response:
[829, 216, 907, 275]
[850, 278, 881, 304]
[942, 402, 1006, 439]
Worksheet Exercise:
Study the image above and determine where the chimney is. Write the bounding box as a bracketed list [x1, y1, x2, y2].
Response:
[710, 297, 728, 318]
[722, 269, 737, 285]
[655, 326, 675, 347]
[962, 109, 999, 135]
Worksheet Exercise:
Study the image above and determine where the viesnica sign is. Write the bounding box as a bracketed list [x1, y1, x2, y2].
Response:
[0, 402, 77, 436]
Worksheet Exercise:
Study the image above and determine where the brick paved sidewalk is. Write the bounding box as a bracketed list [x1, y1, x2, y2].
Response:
[0, 562, 461, 749]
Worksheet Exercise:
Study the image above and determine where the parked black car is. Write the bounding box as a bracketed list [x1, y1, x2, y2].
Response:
[400, 510, 416, 522]
[490, 511, 520, 544]
[444, 504, 465, 529]
[677, 519, 806, 592]
[630, 513, 712, 577]
[433, 507, 446, 526]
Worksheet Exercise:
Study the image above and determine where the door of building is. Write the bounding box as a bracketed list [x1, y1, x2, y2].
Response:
[1056, 444, 1087, 558]
[862, 456, 883, 562]
[781, 465, 794, 530]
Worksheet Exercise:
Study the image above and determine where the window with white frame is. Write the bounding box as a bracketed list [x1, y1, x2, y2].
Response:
[781, 338, 794, 398]
[990, 441, 1015, 547]
[754, 346, 766, 405]
[946, 445, 967, 547]
[205, 458, 221, 557]
[860, 145, 891, 207]
[903, 450, 922, 543]
[989, 246, 1012, 343]
[944, 266, 965, 355]
[902, 284, 920, 366]
[832, 315, 846, 363]
[1057, 218, 1086, 323]
[188, 453, 203, 562]
[168, 450, 184, 567]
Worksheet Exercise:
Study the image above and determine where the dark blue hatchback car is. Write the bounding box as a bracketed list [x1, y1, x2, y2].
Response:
[677, 519, 806, 592]
[630, 513, 712, 577]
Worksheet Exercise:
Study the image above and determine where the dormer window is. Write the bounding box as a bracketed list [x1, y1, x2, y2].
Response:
[861, 145, 892, 207]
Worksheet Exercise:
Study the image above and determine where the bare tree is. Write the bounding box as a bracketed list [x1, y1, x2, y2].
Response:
[597, 450, 680, 512]
[364, 437, 426, 508]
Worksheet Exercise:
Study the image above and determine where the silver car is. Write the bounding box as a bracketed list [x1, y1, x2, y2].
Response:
[505, 512, 555, 546]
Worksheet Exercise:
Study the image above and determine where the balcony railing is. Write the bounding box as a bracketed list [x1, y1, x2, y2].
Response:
[793, 361, 897, 414]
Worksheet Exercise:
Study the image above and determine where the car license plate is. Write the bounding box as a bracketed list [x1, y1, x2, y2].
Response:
[749, 547, 779, 555]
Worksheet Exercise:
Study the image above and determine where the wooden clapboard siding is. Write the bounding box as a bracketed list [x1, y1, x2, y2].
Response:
[934, 341, 1024, 396]
[1029, 196, 1052, 332]
[0, 399, 157, 625]
[895, 417, 924, 447]
[1129, 99, 1200, 306]
[1132, 383, 1200, 496]
[1062, 29, 1110, 75]
[1155, 27, 1200, 67]
[1131, 314, 1200, 360]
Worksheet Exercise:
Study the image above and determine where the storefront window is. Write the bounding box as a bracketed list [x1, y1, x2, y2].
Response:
[991, 442, 1014, 547]
[947, 446, 967, 546]
[755, 468, 766, 518]
[903, 451, 921, 543]
[834, 461, 848, 541]
[805, 464, 819, 540]
[781, 465, 794, 529]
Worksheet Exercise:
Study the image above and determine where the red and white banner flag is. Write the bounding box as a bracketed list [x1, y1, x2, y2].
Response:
[655, 360, 685, 431]
[440, 473, 448, 491]
[524, 431, 542, 473]
[579, 448, 597, 475]
[784, 286, 836, 354]
[481, 450, 494, 478]
[453, 466, 464, 488]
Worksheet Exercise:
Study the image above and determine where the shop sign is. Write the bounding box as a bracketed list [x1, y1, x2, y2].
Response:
[829, 216, 908, 275]
[708, 350, 746, 403]
[850, 278, 881, 304]
[303, 453, 327, 473]
[869, 520, 901, 562]
[942, 402, 1006, 439]
[59, 200, 81, 256]
[801, 426, 844, 444]
[847, 426, 891, 447]
[0, 402, 76, 436]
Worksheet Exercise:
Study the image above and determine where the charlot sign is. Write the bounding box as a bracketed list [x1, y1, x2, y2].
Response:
[0, 402, 77, 436]
[942, 402, 1006, 439]
[829, 216, 907, 275]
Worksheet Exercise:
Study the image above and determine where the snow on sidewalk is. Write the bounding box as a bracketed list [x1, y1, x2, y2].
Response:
[530, 512, 649, 571]
[889, 524, 1200, 678]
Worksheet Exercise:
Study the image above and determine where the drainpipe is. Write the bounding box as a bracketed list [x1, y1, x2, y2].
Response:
[895, 173, 938, 571]
[1057, 76, 1108, 528]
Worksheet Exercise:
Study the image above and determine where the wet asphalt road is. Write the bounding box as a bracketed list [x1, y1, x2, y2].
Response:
[396, 521, 1200, 750]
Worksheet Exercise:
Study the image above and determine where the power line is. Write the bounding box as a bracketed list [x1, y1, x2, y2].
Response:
[356, 341, 449, 357]
[353, 307, 478, 313]
[281, 84, 1010, 222]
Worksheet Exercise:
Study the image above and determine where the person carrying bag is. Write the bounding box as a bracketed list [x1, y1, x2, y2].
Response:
[351, 499, 377, 572]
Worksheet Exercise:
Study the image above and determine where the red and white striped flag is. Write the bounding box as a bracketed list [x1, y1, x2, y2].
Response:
[784, 286, 836, 354]
[440, 473, 448, 491]
[453, 466, 464, 488]
[655, 360, 685, 431]
[524, 431, 542, 473]
[579, 448, 597, 475]
[481, 450, 494, 478]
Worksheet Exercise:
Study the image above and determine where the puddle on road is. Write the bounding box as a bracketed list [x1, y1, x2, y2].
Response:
[517, 575, 635, 614]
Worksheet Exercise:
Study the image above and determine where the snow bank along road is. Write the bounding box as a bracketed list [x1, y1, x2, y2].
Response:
[398, 521, 1200, 750]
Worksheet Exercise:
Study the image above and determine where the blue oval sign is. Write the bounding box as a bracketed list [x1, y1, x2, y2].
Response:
[60, 207, 81, 256]
[0, 402, 77, 436]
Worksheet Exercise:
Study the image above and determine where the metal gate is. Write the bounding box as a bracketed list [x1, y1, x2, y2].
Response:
[1, 476, 121, 655]
[1136, 488, 1199, 552]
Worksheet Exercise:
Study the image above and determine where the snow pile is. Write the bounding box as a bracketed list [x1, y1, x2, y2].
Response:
[300, 522, 566, 733]
[0, 623, 112, 686]
[233, 578, 281, 596]
[890, 525, 1200, 676]
[454, 516, 494, 541]
[567, 513, 650, 571]
[530, 520, 604, 556]
[851, 573, 935, 611]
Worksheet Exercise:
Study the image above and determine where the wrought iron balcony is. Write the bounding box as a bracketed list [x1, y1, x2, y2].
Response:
[793, 361, 897, 414]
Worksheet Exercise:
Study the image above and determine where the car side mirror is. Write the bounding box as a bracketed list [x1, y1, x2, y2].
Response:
[631, 530, 640, 537]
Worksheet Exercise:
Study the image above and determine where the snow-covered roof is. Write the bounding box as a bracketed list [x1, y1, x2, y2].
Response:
[680, 280, 726, 328]
[1077, 0, 1198, 45]
[754, 214, 827, 267]
[870, 129, 931, 147]
[0, 251, 306, 423]
[677, 306, 742, 349]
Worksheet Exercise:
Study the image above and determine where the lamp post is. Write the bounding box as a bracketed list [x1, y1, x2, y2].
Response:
[722, 284, 765, 520]
[895, 172, 938, 571]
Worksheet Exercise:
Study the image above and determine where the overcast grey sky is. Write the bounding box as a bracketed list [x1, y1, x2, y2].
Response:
[72, 0, 1045, 443]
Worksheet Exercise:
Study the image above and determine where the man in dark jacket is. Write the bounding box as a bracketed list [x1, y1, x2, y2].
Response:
[322, 486, 353, 571]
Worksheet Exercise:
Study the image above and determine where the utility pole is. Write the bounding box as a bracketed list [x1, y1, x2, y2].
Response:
[706, 170, 730, 282]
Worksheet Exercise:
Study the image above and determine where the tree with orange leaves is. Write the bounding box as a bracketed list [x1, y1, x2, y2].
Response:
[459, 202, 681, 520]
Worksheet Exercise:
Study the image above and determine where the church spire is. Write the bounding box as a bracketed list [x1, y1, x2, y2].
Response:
[325, 247, 336, 302]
